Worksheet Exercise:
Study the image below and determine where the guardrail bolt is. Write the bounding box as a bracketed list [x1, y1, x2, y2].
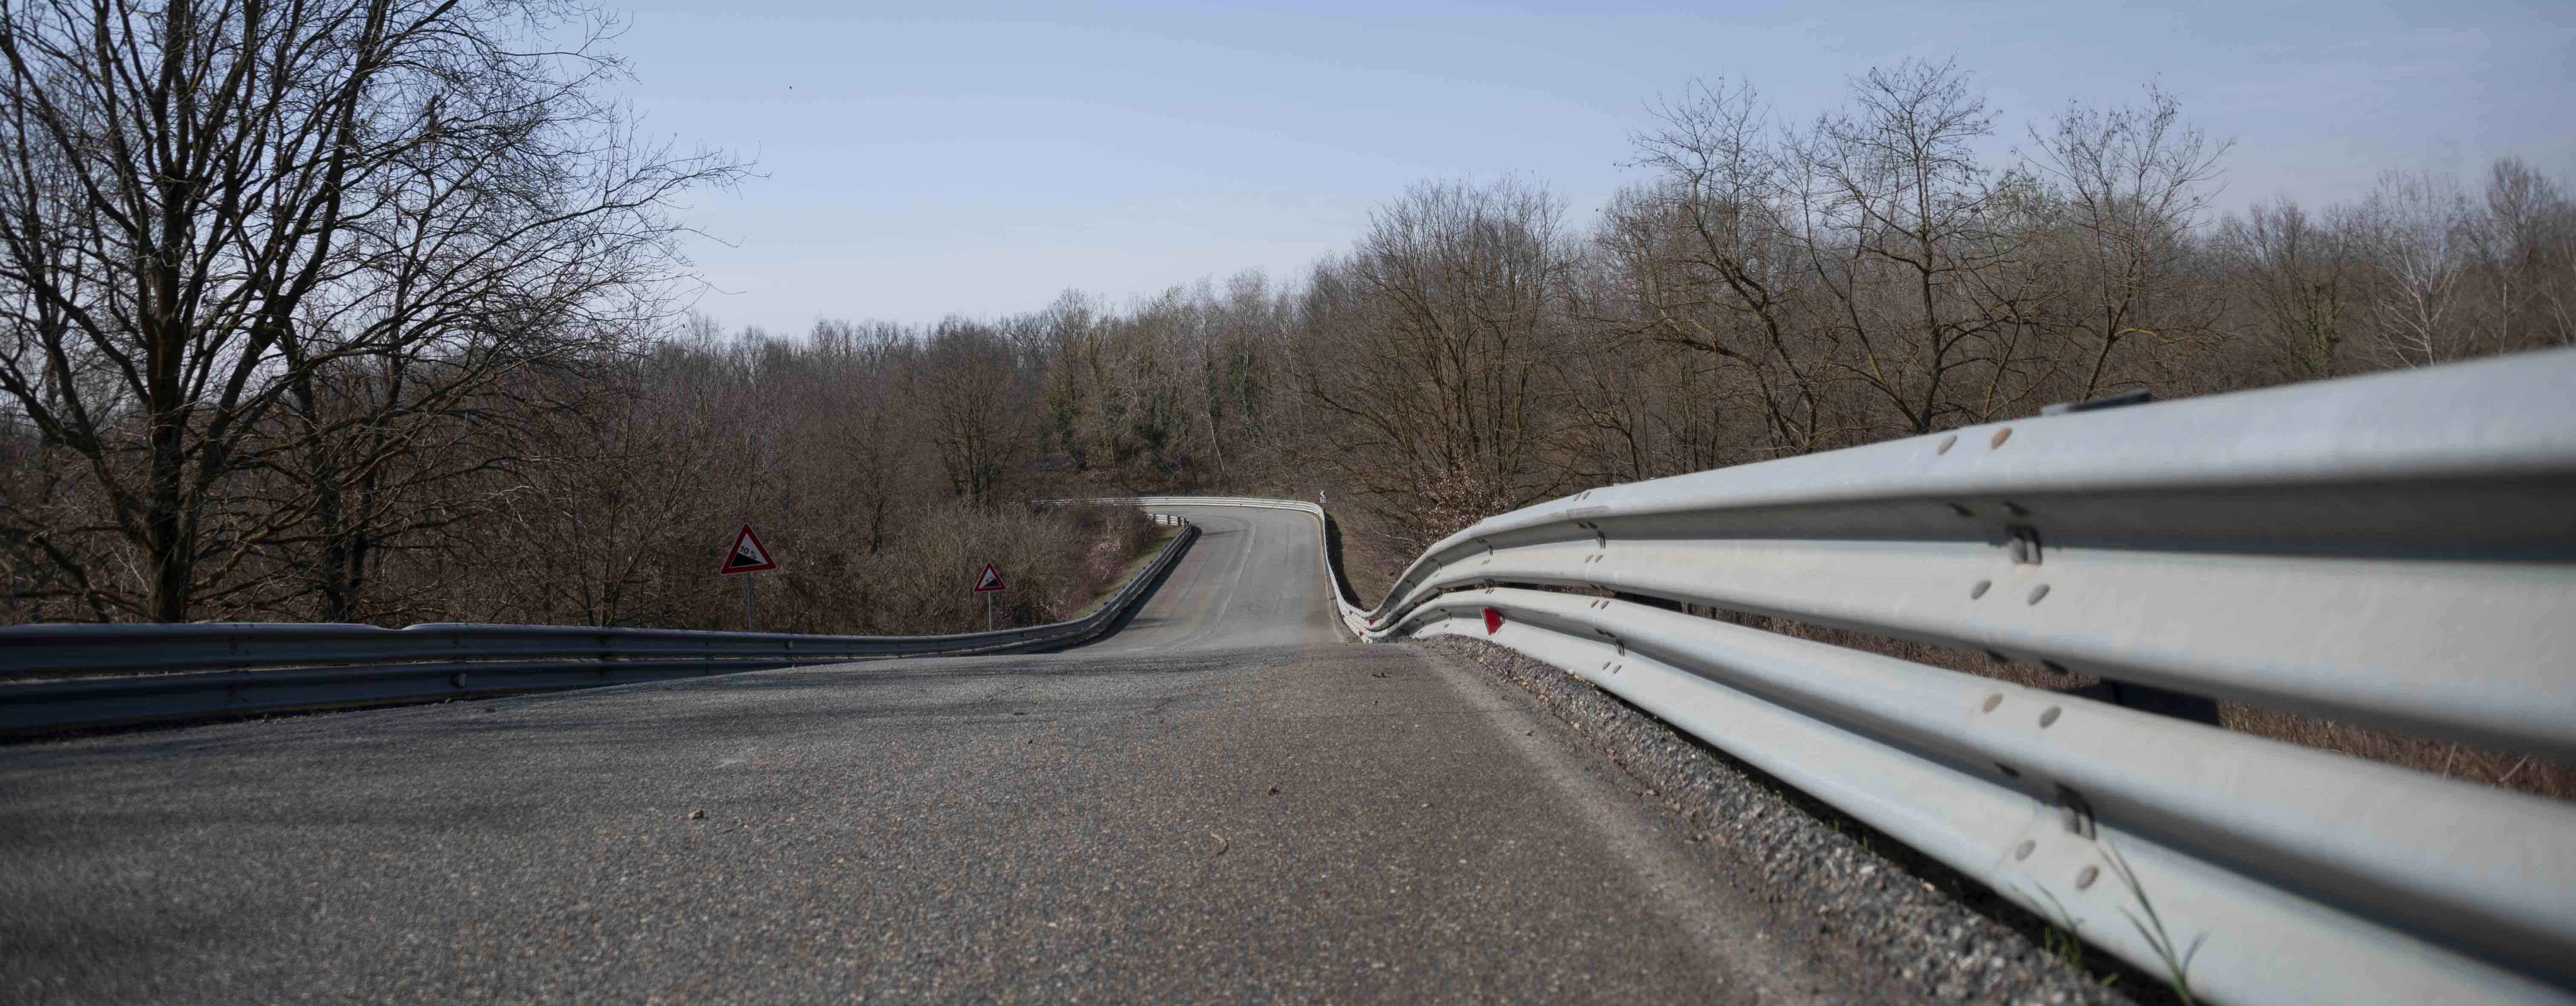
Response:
[2013, 839, 2036, 861]
[2075, 865, 2100, 890]
[1970, 579, 1992, 599]
[2039, 706, 2062, 728]
[1981, 693, 2003, 713]
[1990, 427, 2014, 448]
[2007, 527, 2042, 565]
[2027, 584, 2051, 604]
[1937, 434, 1958, 454]
[2057, 785, 2098, 838]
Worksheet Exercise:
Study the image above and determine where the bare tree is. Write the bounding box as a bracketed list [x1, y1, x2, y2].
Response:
[2024, 83, 2231, 397]
[2219, 196, 2359, 379]
[2463, 157, 2570, 351]
[482, 345, 722, 627]
[1796, 58, 2050, 435]
[1295, 178, 1577, 552]
[1617, 78, 1842, 457]
[1196, 269, 1279, 486]
[805, 319, 916, 555]
[911, 318, 1027, 506]
[2355, 169, 2472, 367]
[0, 0, 739, 621]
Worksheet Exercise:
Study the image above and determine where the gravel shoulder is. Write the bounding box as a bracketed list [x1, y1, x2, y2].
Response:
[1417, 636, 2179, 1006]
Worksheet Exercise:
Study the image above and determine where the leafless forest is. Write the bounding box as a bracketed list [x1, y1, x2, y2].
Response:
[1, 0, 2569, 648]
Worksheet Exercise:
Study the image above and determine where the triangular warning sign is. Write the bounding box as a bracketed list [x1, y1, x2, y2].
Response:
[972, 563, 1007, 593]
[719, 524, 778, 575]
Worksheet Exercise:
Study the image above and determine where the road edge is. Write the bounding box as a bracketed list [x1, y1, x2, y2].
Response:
[1417, 635, 2176, 1006]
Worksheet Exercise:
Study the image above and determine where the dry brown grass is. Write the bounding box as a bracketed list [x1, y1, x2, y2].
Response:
[2210, 703, 2572, 801]
[1055, 503, 1163, 615]
[1702, 610, 2574, 804]
[1067, 522, 1179, 619]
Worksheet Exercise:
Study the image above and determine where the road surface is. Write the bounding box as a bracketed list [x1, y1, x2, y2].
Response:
[1, 506, 1854, 1003]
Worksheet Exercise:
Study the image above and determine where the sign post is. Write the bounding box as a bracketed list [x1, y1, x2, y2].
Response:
[719, 525, 779, 632]
[972, 563, 1007, 631]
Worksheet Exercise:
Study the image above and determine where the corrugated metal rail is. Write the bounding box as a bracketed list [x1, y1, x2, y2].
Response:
[0, 514, 1198, 734]
[1315, 349, 2576, 1005]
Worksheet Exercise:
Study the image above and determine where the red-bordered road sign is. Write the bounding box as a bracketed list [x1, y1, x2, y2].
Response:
[720, 524, 778, 575]
[972, 563, 1007, 593]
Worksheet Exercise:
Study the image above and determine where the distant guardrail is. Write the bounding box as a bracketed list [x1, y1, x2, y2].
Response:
[1038, 496, 1371, 637]
[1337, 349, 2576, 1005]
[0, 512, 1198, 735]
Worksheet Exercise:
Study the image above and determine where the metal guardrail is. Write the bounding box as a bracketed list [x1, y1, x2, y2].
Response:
[0, 513, 1199, 734]
[1338, 348, 2576, 1005]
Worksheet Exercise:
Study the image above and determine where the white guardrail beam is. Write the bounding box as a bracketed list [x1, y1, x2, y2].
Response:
[1327, 348, 2576, 1005]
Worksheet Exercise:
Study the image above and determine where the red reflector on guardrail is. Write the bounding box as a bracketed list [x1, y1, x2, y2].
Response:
[1483, 607, 1502, 634]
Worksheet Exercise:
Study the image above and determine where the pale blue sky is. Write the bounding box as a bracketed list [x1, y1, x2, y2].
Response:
[605, 1, 2576, 331]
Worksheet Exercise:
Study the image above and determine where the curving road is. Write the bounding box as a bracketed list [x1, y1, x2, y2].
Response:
[1079, 508, 1325, 655]
[1, 506, 1849, 1003]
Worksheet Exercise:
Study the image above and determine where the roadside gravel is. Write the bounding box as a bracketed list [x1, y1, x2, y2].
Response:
[1425, 637, 2177, 1006]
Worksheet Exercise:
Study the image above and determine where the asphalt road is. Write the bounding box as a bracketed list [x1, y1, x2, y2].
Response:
[0, 506, 1853, 1003]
